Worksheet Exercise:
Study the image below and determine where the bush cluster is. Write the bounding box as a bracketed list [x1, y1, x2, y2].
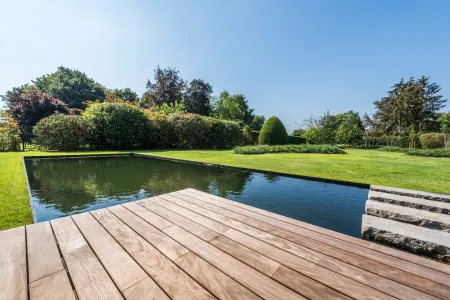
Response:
[419, 133, 445, 149]
[33, 114, 87, 151]
[0, 113, 20, 151]
[33, 103, 242, 151]
[259, 116, 288, 145]
[406, 148, 450, 157]
[232, 144, 346, 155]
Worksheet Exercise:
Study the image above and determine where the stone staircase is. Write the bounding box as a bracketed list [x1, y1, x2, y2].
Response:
[362, 185, 450, 262]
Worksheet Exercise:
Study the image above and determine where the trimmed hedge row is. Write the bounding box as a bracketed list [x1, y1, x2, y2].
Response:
[419, 133, 446, 149]
[33, 103, 242, 151]
[287, 135, 307, 145]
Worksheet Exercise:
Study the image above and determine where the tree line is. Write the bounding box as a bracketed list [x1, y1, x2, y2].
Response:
[295, 76, 449, 147]
[0, 66, 265, 130]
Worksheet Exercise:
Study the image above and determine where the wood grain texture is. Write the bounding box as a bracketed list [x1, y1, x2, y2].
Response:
[163, 225, 204, 249]
[29, 270, 75, 300]
[72, 212, 148, 291]
[167, 192, 436, 300]
[50, 216, 123, 300]
[151, 195, 229, 233]
[184, 188, 450, 276]
[223, 228, 394, 300]
[91, 208, 215, 300]
[137, 198, 219, 241]
[0, 226, 27, 300]
[110, 204, 188, 261]
[175, 252, 261, 300]
[209, 234, 281, 277]
[122, 277, 170, 300]
[191, 241, 306, 300]
[182, 189, 450, 289]
[26, 222, 65, 283]
[122, 202, 173, 230]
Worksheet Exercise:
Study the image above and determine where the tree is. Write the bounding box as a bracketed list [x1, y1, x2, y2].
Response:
[251, 115, 265, 131]
[212, 90, 254, 125]
[7, 90, 69, 127]
[112, 88, 138, 102]
[1, 84, 31, 108]
[184, 79, 213, 116]
[142, 66, 186, 108]
[439, 112, 450, 134]
[372, 76, 446, 135]
[335, 111, 364, 145]
[291, 128, 305, 137]
[33, 66, 105, 109]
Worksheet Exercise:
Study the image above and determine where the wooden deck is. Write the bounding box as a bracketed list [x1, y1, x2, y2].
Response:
[2, 189, 450, 300]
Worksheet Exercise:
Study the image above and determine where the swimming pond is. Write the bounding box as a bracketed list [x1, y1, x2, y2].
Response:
[25, 155, 368, 237]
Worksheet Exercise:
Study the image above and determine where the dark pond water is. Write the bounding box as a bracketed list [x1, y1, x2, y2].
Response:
[25, 155, 368, 237]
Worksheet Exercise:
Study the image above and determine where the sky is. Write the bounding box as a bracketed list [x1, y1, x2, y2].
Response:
[1, 0, 449, 131]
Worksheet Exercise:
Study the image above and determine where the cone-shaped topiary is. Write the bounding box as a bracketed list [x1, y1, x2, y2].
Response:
[258, 116, 288, 145]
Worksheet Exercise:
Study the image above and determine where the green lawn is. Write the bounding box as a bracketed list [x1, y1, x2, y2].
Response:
[1, 148, 449, 230]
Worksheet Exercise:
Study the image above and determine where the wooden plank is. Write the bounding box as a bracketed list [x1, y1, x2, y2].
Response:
[184, 188, 450, 275]
[50, 216, 123, 300]
[223, 228, 394, 300]
[137, 198, 219, 241]
[209, 235, 281, 277]
[150, 196, 229, 233]
[164, 193, 436, 300]
[26, 222, 65, 283]
[191, 241, 306, 300]
[91, 208, 215, 300]
[163, 224, 204, 249]
[175, 252, 261, 300]
[122, 277, 170, 300]
[243, 217, 450, 299]
[109, 205, 188, 261]
[29, 270, 75, 300]
[72, 212, 148, 291]
[181, 190, 450, 290]
[0, 226, 27, 300]
[209, 235, 350, 300]
[122, 202, 173, 230]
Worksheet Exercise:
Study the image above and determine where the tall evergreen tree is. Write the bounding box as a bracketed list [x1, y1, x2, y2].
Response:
[184, 79, 213, 115]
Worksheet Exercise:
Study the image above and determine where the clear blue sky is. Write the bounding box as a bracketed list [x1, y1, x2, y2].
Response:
[1, 0, 449, 131]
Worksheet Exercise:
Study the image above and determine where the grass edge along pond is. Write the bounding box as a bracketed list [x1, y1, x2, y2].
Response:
[1, 148, 449, 230]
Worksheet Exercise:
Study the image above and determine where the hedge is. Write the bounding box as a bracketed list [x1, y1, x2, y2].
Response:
[0, 114, 21, 151]
[287, 135, 306, 144]
[419, 133, 445, 149]
[34, 103, 243, 150]
[259, 116, 288, 145]
[34, 114, 87, 151]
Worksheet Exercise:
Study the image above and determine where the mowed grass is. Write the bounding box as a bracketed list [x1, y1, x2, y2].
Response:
[1, 148, 449, 230]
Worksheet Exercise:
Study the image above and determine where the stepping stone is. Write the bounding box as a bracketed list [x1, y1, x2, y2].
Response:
[361, 214, 450, 261]
[371, 185, 450, 203]
[365, 200, 450, 231]
[369, 190, 450, 215]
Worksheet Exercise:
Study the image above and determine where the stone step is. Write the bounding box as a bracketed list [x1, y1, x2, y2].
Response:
[369, 190, 450, 215]
[370, 185, 450, 203]
[361, 214, 450, 261]
[365, 200, 450, 232]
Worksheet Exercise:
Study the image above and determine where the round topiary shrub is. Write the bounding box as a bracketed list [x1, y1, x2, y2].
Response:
[83, 102, 148, 149]
[419, 133, 445, 149]
[258, 116, 288, 145]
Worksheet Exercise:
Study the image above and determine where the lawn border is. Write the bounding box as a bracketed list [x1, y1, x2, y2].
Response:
[22, 157, 36, 223]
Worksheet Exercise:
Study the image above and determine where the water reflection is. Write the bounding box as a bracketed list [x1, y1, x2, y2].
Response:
[25, 155, 368, 237]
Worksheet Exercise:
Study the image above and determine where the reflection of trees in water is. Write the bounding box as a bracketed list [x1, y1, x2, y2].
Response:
[263, 173, 280, 183]
[26, 156, 253, 215]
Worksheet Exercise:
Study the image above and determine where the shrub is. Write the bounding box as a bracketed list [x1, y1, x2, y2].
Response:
[420, 133, 445, 149]
[377, 146, 407, 152]
[83, 102, 148, 149]
[144, 112, 242, 149]
[233, 144, 346, 155]
[242, 125, 257, 145]
[406, 148, 450, 157]
[259, 116, 288, 145]
[0, 113, 20, 151]
[34, 114, 87, 151]
[287, 135, 306, 145]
